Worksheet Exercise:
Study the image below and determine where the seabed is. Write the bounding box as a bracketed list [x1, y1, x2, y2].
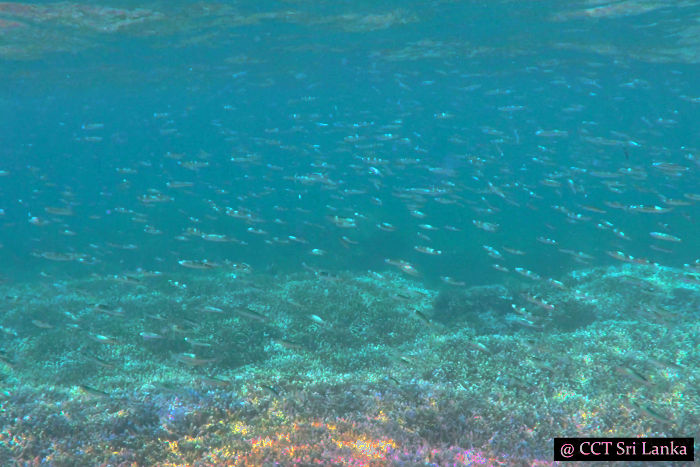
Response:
[0, 263, 697, 466]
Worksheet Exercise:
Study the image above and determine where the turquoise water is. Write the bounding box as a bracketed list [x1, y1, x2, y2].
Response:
[0, 1, 698, 465]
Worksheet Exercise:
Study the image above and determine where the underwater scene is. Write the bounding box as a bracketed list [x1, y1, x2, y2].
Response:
[0, 0, 698, 465]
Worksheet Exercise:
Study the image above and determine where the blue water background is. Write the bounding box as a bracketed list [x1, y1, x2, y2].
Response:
[0, 0, 698, 284]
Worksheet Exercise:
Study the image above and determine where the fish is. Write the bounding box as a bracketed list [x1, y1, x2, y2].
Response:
[88, 334, 119, 345]
[232, 307, 269, 323]
[173, 353, 217, 366]
[31, 319, 54, 329]
[329, 215, 356, 228]
[82, 353, 117, 369]
[110, 275, 141, 285]
[93, 303, 126, 317]
[307, 314, 329, 327]
[140, 332, 164, 340]
[627, 204, 672, 214]
[184, 337, 212, 348]
[166, 181, 194, 189]
[649, 231, 681, 242]
[520, 293, 555, 312]
[440, 276, 466, 286]
[178, 259, 221, 269]
[199, 305, 224, 314]
[44, 206, 74, 216]
[483, 245, 503, 259]
[272, 337, 305, 352]
[512, 317, 545, 330]
[615, 365, 652, 387]
[466, 341, 492, 355]
[261, 384, 281, 396]
[514, 268, 541, 281]
[414, 245, 442, 255]
[629, 400, 674, 426]
[473, 220, 499, 232]
[78, 384, 110, 398]
[385, 259, 421, 277]
[199, 375, 231, 387]
[413, 309, 437, 328]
